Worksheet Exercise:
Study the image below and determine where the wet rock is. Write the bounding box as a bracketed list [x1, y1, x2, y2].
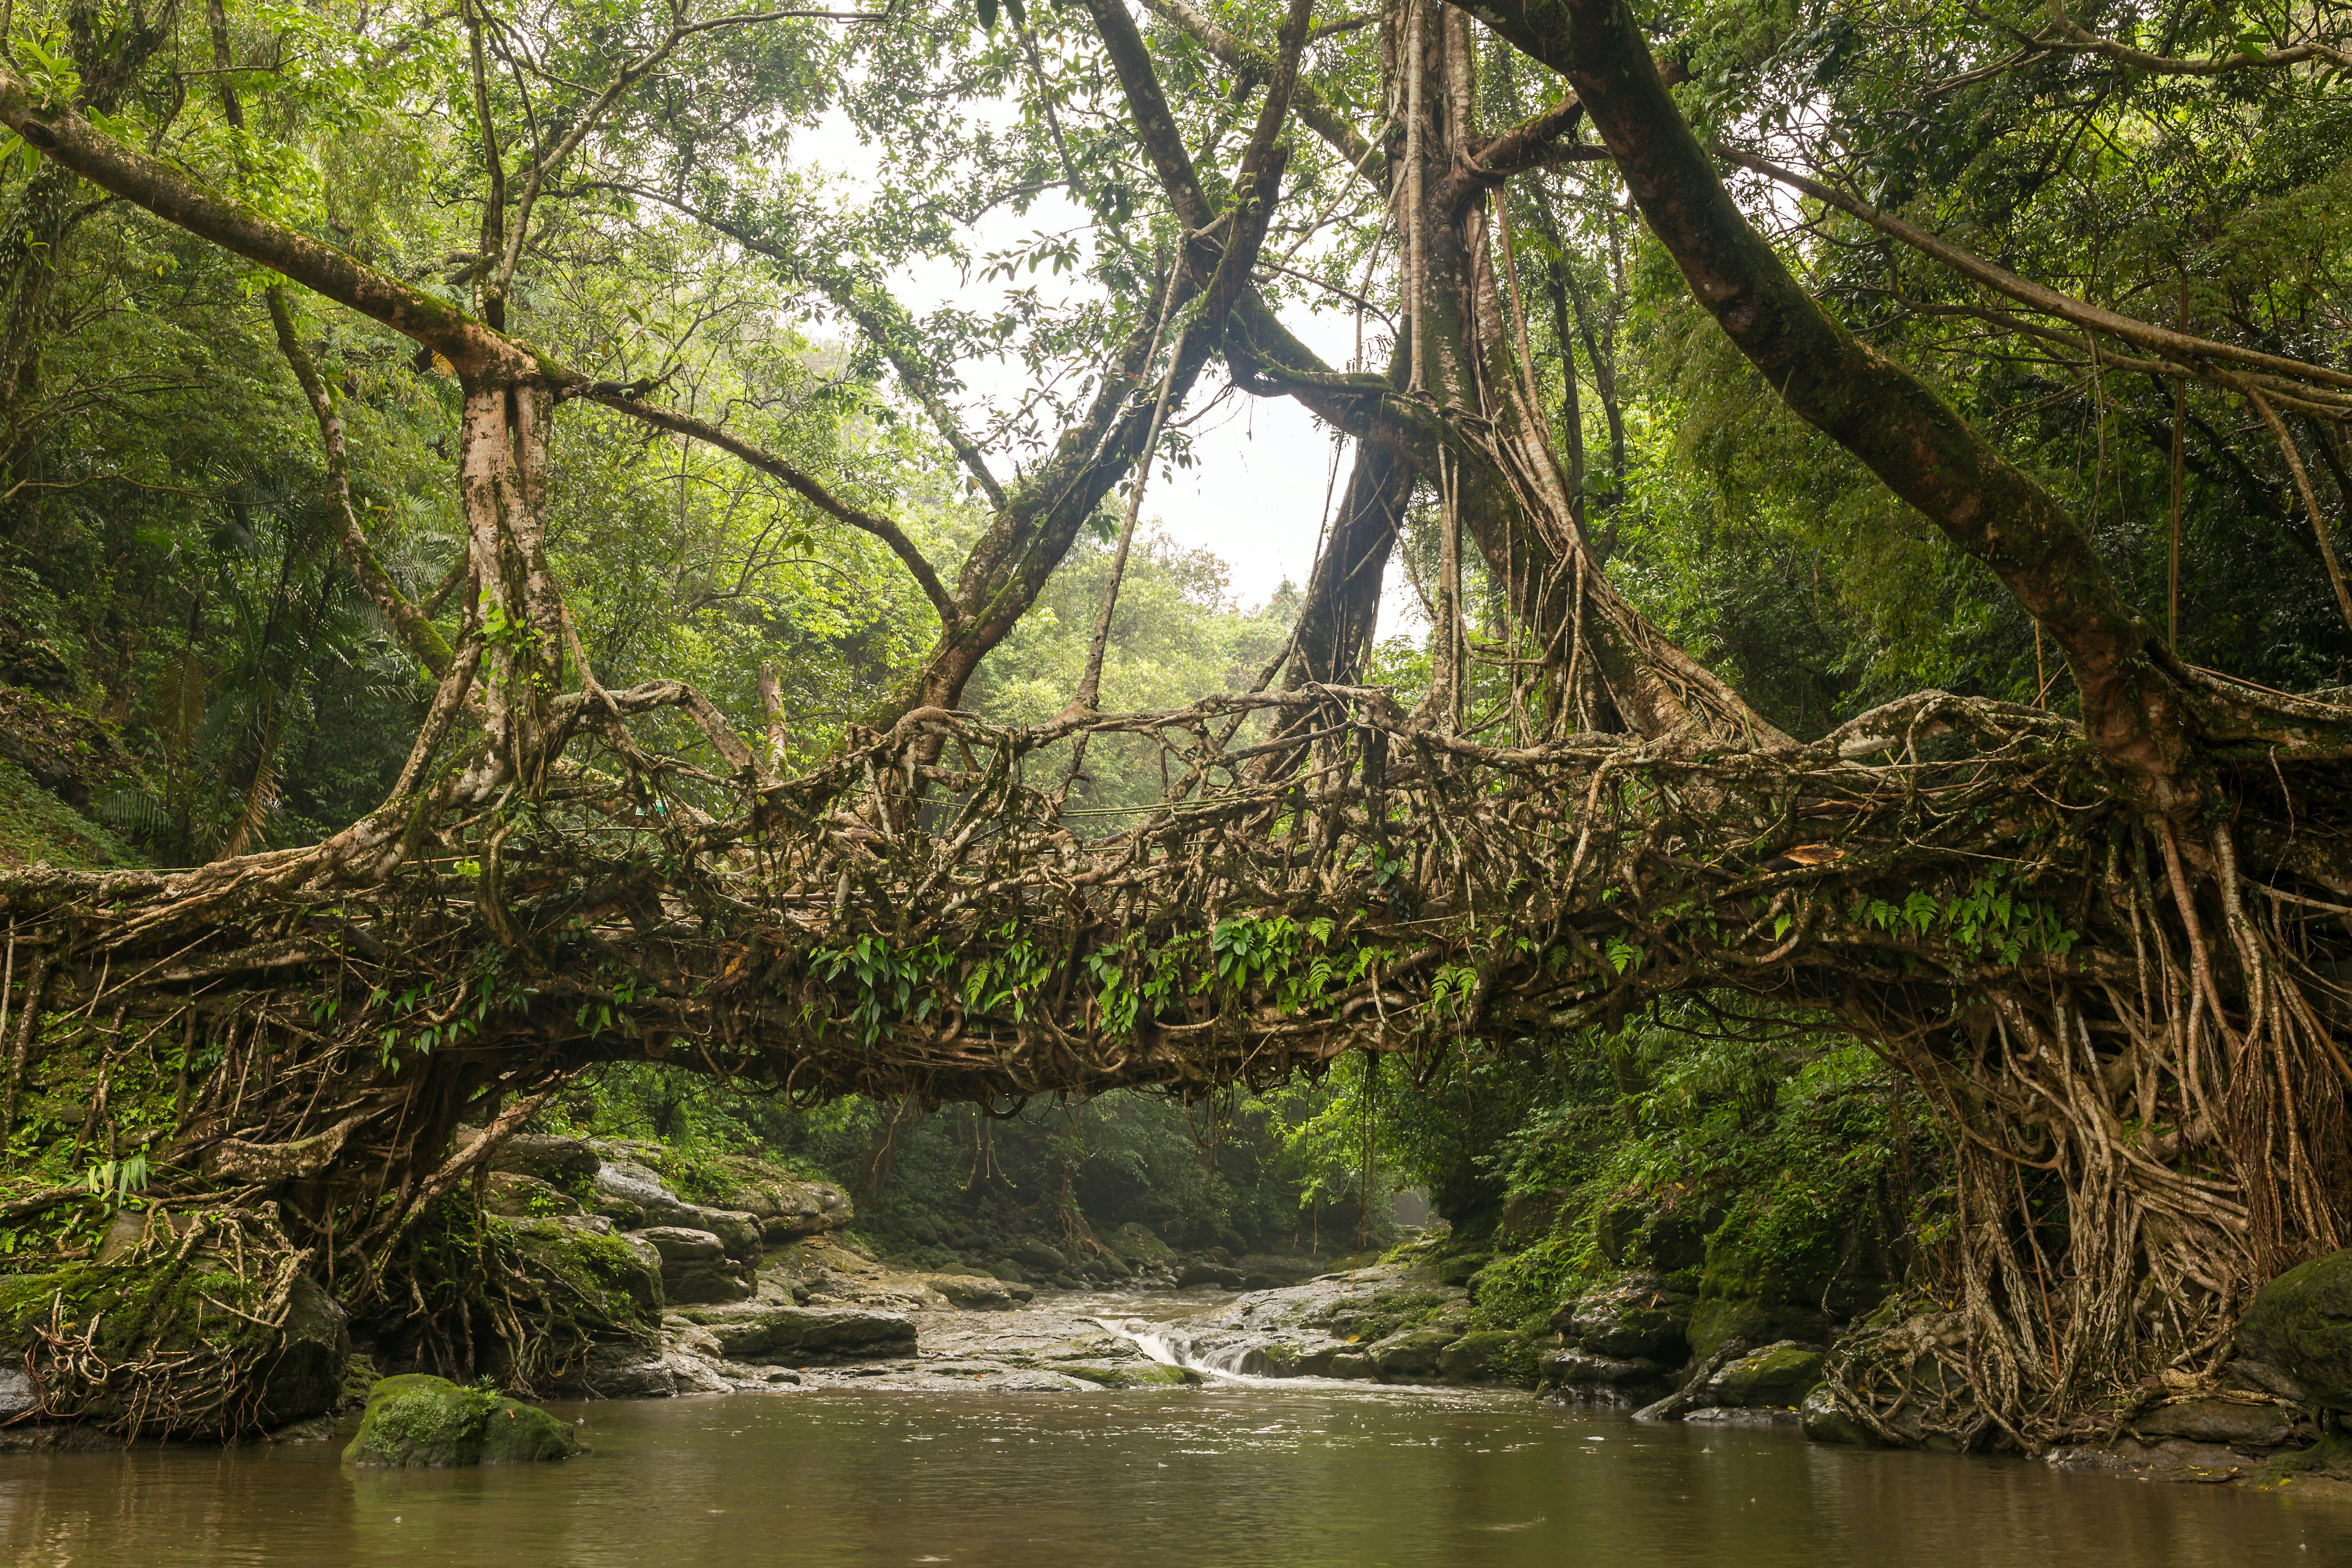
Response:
[2133, 1395, 2309, 1450]
[1708, 1342, 1825, 1409]
[1801, 1384, 1876, 1445]
[1327, 1351, 1376, 1379]
[2234, 1250, 2352, 1410]
[1634, 1339, 1751, 1422]
[0, 1365, 36, 1423]
[1009, 1238, 1071, 1275]
[2224, 1355, 2315, 1403]
[341, 1374, 579, 1466]
[1059, 1362, 1202, 1389]
[257, 1275, 354, 1427]
[672, 1301, 916, 1362]
[923, 1273, 1033, 1309]
[2046, 1436, 2256, 1483]
[1542, 1349, 1670, 1397]
[1368, 1327, 1458, 1379]
[1553, 1272, 1692, 1362]
[1109, 1224, 1175, 1267]
[545, 1340, 677, 1400]
[483, 1171, 582, 1219]
[639, 1226, 752, 1306]
[1235, 1256, 1320, 1287]
[1437, 1330, 1525, 1384]
[1176, 1262, 1245, 1289]
[590, 1162, 763, 1266]
[720, 1171, 853, 1242]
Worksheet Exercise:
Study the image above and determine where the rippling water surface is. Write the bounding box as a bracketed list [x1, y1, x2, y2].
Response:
[2, 1384, 2345, 1566]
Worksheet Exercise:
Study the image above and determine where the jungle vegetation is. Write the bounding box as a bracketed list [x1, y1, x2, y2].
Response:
[0, 0, 2348, 1451]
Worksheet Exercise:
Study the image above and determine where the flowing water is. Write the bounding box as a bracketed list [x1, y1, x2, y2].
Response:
[4, 1292, 2348, 1567]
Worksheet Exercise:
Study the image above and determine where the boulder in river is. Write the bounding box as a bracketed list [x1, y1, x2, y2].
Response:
[1175, 1261, 1245, 1289]
[671, 1301, 916, 1362]
[1059, 1362, 1202, 1389]
[2234, 1250, 2352, 1409]
[1800, 1385, 1877, 1445]
[1009, 1238, 1071, 1275]
[1368, 1327, 1458, 1379]
[343, 1374, 579, 1466]
[2132, 1395, 2310, 1450]
[924, 1273, 1033, 1310]
[1542, 1349, 1670, 1398]
[544, 1339, 677, 1400]
[1706, 1342, 1826, 1409]
[1437, 1330, 1528, 1384]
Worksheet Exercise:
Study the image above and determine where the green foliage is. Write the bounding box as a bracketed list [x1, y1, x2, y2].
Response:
[1850, 874, 2079, 963]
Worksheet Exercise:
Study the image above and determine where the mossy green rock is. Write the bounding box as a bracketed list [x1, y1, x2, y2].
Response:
[1437, 1330, 1526, 1384]
[1688, 1237, 1832, 1358]
[1059, 1362, 1201, 1389]
[1711, 1343, 1825, 1408]
[496, 1216, 663, 1322]
[0, 1261, 347, 1433]
[2236, 1249, 2352, 1409]
[1369, 1328, 1458, 1379]
[341, 1374, 580, 1467]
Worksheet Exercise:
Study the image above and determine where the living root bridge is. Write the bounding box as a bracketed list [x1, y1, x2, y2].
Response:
[4, 683, 2351, 1449]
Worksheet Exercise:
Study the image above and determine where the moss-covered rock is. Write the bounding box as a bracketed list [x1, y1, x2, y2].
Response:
[342, 1374, 579, 1466]
[1058, 1362, 1201, 1389]
[1709, 1342, 1825, 1408]
[1110, 1223, 1174, 1265]
[1553, 1272, 1692, 1362]
[1801, 1384, 1875, 1445]
[1368, 1327, 1458, 1379]
[2236, 1250, 2352, 1410]
[496, 1216, 662, 1322]
[1687, 1234, 1834, 1358]
[1437, 1329, 1532, 1384]
[484, 1172, 584, 1219]
[0, 1257, 348, 1436]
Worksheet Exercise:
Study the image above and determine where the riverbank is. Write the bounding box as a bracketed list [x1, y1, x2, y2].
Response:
[9, 1121, 2351, 1505]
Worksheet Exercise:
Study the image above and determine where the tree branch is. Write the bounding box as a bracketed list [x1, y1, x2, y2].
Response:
[2042, 2, 2350, 76]
[1719, 145, 2352, 402]
[1455, 0, 2201, 804]
[579, 385, 960, 631]
[1138, 0, 1384, 187]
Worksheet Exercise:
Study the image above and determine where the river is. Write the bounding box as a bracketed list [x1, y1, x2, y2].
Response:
[6, 1375, 2346, 1566]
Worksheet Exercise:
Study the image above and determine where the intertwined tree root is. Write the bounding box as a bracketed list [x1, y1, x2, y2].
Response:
[2, 682, 2347, 1448]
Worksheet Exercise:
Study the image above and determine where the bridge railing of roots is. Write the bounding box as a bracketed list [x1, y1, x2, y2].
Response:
[2, 679, 2345, 1451]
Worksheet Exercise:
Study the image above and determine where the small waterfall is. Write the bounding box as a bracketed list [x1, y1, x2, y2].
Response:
[1098, 1319, 1286, 1381]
